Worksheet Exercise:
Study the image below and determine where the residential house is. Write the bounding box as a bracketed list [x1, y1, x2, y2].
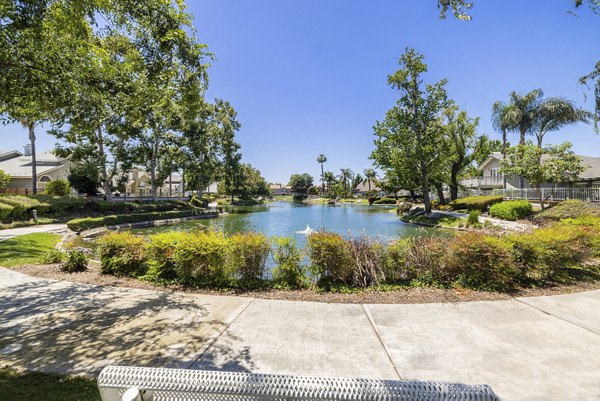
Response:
[354, 180, 385, 197]
[124, 169, 217, 198]
[270, 183, 292, 196]
[461, 152, 600, 191]
[0, 146, 70, 194]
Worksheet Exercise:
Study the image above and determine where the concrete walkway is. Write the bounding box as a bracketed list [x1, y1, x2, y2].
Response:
[0, 223, 68, 242]
[0, 268, 599, 401]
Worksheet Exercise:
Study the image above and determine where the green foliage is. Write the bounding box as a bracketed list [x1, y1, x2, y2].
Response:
[380, 238, 415, 282]
[61, 249, 89, 273]
[97, 232, 147, 277]
[220, 163, 271, 201]
[372, 197, 397, 205]
[190, 195, 207, 208]
[467, 210, 480, 225]
[144, 232, 181, 280]
[371, 48, 451, 213]
[508, 223, 597, 282]
[444, 233, 517, 291]
[42, 249, 65, 264]
[68, 162, 102, 196]
[450, 195, 504, 211]
[227, 232, 271, 285]
[490, 200, 533, 221]
[271, 237, 307, 288]
[66, 210, 210, 232]
[307, 231, 352, 286]
[534, 199, 600, 222]
[45, 179, 70, 196]
[288, 173, 314, 195]
[171, 230, 229, 286]
[0, 169, 10, 189]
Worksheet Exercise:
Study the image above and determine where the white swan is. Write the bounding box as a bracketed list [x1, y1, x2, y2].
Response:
[295, 225, 314, 235]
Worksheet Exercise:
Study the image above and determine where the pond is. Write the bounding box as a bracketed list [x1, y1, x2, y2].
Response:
[128, 201, 444, 246]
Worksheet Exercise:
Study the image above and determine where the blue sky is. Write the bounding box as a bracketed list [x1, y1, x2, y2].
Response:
[2, 0, 600, 183]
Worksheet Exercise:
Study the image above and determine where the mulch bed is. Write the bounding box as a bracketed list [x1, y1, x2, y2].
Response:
[12, 264, 600, 304]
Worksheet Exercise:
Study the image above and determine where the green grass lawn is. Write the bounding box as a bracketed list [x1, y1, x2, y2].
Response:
[0, 233, 61, 267]
[0, 367, 100, 401]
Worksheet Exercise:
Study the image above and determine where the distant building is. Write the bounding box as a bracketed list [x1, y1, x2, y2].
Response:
[354, 180, 385, 196]
[124, 168, 218, 198]
[0, 147, 70, 194]
[270, 183, 292, 196]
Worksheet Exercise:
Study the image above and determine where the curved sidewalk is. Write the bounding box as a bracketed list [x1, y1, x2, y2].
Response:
[0, 267, 598, 401]
[0, 223, 68, 242]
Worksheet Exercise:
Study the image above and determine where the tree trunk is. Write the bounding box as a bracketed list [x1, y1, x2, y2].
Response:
[169, 173, 172, 197]
[502, 128, 507, 190]
[537, 132, 544, 148]
[436, 184, 446, 205]
[97, 126, 113, 202]
[519, 128, 526, 145]
[320, 164, 325, 195]
[150, 131, 158, 202]
[28, 123, 37, 195]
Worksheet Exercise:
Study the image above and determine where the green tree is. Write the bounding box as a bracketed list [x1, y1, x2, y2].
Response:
[0, 170, 11, 189]
[437, 0, 600, 19]
[221, 163, 270, 202]
[288, 173, 314, 197]
[322, 171, 337, 196]
[338, 168, 354, 197]
[68, 161, 102, 196]
[534, 97, 592, 147]
[317, 154, 327, 195]
[501, 142, 586, 210]
[45, 179, 70, 196]
[580, 61, 600, 133]
[363, 168, 378, 193]
[371, 48, 450, 214]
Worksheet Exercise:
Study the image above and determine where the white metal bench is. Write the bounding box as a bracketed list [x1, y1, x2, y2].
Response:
[97, 365, 499, 401]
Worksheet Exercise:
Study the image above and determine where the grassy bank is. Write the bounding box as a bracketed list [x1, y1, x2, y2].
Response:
[0, 233, 61, 267]
[0, 367, 100, 401]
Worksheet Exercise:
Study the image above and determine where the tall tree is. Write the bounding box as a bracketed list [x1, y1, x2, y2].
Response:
[363, 168, 378, 193]
[338, 168, 354, 196]
[501, 142, 586, 210]
[317, 154, 327, 195]
[580, 61, 600, 133]
[322, 171, 336, 196]
[371, 48, 450, 214]
[534, 97, 592, 147]
[288, 173, 314, 197]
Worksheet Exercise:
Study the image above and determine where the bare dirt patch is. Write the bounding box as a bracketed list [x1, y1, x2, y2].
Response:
[13, 264, 600, 304]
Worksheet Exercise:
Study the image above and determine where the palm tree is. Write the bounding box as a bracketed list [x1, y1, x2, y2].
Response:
[508, 89, 543, 145]
[339, 168, 354, 196]
[534, 97, 592, 147]
[323, 171, 336, 195]
[363, 168, 378, 193]
[491, 101, 518, 158]
[317, 154, 327, 195]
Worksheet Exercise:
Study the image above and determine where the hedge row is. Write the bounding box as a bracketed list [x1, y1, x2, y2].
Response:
[535, 199, 600, 222]
[95, 217, 600, 292]
[489, 200, 533, 221]
[449, 195, 504, 212]
[67, 209, 215, 232]
[0, 194, 190, 222]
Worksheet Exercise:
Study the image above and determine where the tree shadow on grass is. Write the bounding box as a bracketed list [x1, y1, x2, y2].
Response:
[0, 233, 58, 266]
[0, 274, 254, 376]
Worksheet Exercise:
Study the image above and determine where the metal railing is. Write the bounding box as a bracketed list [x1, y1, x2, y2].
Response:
[491, 187, 600, 203]
[460, 176, 504, 188]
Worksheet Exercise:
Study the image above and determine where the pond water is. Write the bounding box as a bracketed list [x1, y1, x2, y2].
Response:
[129, 201, 443, 245]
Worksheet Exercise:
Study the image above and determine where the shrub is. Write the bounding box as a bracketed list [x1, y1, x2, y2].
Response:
[534, 199, 600, 222]
[42, 249, 65, 264]
[45, 179, 71, 196]
[61, 248, 89, 273]
[405, 237, 448, 285]
[0, 195, 49, 220]
[372, 197, 397, 205]
[190, 195, 207, 208]
[307, 231, 352, 286]
[271, 237, 307, 288]
[66, 209, 209, 232]
[449, 195, 504, 212]
[97, 232, 147, 276]
[227, 232, 271, 285]
[380, 238, 415, 283]
[396, 201, 413, 215]
[508, 223, 596, 282]
[345, 235, 385, 288]
[468, 210, 480, 226]
[144, 232, 183, 280]
[172, 230, 229, 286]
[490, 200, 533, 221]
[444, 233, 518, 291]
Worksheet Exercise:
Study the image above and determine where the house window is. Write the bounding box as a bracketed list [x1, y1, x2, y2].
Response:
[489, 169, 499, 177]
[39, 176, 52, 182]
